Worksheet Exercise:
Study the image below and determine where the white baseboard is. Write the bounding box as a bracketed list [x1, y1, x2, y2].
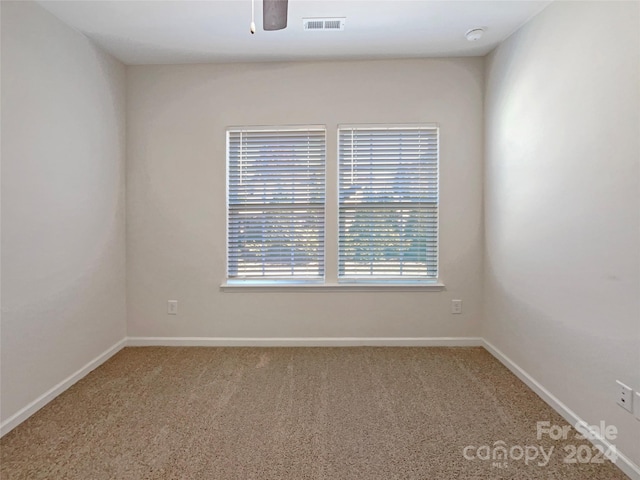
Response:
[0, 338, 127, 437]
[126, 336, 484, 347]
[482, 339, 640, 480]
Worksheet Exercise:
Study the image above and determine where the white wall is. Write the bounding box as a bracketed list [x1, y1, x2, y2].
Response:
[484, 0, 640, 468]
[0, 1, 127, 423]
[126, 59, 484, 339]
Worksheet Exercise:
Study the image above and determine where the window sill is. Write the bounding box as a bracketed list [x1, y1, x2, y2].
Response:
[220, 281, 445, 292]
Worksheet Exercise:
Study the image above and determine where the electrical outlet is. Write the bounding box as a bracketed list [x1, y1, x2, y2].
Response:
[634, 391, 640, 421]
[168, 300, 178, 315]
[615, 380, 633, 413]
[451, 299, 462, 314]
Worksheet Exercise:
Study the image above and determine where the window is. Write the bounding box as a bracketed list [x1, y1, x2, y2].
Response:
[225, 124, 439, 288]
[226, 127, 326, 282]
[338, 125, 439, 282]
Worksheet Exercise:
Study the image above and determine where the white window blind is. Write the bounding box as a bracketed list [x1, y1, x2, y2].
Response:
[227, 127, 326, 281]
[338, 125, 438, 281]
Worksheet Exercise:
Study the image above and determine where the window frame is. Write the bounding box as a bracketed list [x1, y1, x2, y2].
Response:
[336, 123, 440, 285]
[221, 123, 443, 291]
[225, 125, 327, 286]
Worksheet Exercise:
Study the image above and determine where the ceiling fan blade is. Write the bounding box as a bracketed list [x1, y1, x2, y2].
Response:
[263, 0, 288, 31]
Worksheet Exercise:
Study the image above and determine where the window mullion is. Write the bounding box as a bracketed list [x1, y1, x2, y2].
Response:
[324, 125, 338, 284]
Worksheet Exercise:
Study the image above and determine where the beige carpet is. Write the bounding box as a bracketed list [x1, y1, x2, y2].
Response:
[0, 347, 628, 479]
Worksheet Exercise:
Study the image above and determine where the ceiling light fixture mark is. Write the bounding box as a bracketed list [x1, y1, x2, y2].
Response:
[465, 28, 485, 41]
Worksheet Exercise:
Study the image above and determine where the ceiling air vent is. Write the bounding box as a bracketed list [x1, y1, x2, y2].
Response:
[303, 18, 346, 31]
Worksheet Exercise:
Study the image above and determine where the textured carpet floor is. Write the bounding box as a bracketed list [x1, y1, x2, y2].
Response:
[0, 347, 628, 479]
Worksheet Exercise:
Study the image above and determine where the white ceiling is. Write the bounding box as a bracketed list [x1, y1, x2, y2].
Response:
[37, 0, 552, 65]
